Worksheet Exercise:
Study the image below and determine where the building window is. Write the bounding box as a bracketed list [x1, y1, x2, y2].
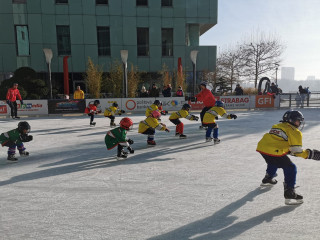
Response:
[162, 28, 173, 56]
[56, 26, 71, 55]
[12, 0, 27, 3]
[137, 28, 149, 56]
[97, 27, 110, 56]
[161, 0, 172, 7]
[136, 0, 148, 6]
[15, 25, 30, 56]
[55, 0, 68, 4]
[96, 0, 108, 5]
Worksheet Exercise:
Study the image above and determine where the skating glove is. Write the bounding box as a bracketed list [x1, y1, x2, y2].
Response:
[6, 100, 10, 105]
[121, 110, 125, 113]
[190, 97, 197, 102]
[127, 147, 134, 154]
[20, 134, 33, 142]
[191, 115, 199, 121]
[229, 114, 237, 119]
[127, 139, 134, 145]
[20, 100, 24, 105]
[307, 149, 320, 160]
[165, 128, 170, 132]
[161, 110, 168, 115]
[215, 116, 219, 120]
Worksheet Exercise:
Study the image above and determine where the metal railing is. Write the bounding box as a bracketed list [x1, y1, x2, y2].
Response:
[280, 92, 320, 108]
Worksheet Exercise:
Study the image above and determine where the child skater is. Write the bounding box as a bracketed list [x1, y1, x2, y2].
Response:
[139, 110, 170, 146]
[104, 102, 125, 127]
[84, 100, 101, 126]
[0, 121, 33, 161]
[257, 110, 320, 205]
[105, 117, 134, 160]
[203, 100, 237, 144]
[169, 103, 199, 139]
[145, 100, 168, 117]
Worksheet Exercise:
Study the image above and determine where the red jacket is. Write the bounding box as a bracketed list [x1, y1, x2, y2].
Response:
[195, 88, 216, 107]
[84, 104, 99, 114]
[6, 88, 22, 102]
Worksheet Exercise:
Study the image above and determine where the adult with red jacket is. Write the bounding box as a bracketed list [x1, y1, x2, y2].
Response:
[195, 82, 216, 129]
[6, 83, 23, 119]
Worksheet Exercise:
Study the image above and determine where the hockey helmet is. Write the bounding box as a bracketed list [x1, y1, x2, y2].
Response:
[215, 100, 224, 107]
[151, 110, 161, 119]
[153, 100, 162, 106]
[182, 104, 191, 111]
[282, 110, 304, 129]
[112, 102, 118, 107]
[120, 117, 133, 130]
[18, 121, 31, 133]
[94, 100, 100, 105]
[200, 82, 207, 87]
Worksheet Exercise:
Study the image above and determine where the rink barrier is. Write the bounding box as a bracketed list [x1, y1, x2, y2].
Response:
[0, 95, 281, 117]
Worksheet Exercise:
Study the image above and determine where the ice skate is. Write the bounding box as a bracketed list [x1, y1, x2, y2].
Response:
[14, 116, 20, 119]
[116, 151, 128, 160]
[19, 151, 29, 157]
[175, 133, 180, 137]
[110, 122, 117, 128]
[199, 125, 208, 130]
[213, 138, 220, 144]
[90, 122, 96, 126]
[206, 137, 213, 142]
[284, 184, 303, 205]
[260, 173, 277, 187]
[179, 134, 187, 139]
[7, 154, 18, 162]
[147, 140, 156, 146]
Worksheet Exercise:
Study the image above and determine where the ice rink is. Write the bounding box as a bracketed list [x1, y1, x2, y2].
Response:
[1, 109, 320, 240]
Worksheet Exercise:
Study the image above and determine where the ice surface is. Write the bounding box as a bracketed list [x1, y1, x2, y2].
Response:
[1, 109, 320, 240]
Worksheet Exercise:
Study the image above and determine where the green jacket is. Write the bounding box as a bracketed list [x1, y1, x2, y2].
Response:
[105, 127, 128, 150]
[0, 129, 22, 146]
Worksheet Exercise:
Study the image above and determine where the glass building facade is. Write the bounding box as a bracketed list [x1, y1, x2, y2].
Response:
[0, 0, 217, 87]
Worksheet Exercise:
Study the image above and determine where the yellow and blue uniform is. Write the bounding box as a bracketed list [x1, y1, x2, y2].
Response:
[104, 106, 122, 117]
[257, 122, 308, 158]
[169, 109, 197, 135]
[138, 116, 167, 144]
[145, 104, 160, 117]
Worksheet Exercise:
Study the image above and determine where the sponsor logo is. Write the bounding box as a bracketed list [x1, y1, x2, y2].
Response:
[0, 105, 7, 114]
[255, 96, 274, 108]
[126, 100, 137, 110]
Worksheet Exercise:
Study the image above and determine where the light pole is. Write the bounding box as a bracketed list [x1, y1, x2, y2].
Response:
[190, 50, 198, 96]
[43, 48, 53, 99]
[275, 63, 279, 85]
[120, 50, 128, 98]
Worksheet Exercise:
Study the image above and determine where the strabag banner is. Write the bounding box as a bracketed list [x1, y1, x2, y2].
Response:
[0, 100, 48, 116]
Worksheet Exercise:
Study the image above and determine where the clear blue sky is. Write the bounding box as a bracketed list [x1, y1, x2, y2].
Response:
[200, 0, 320, 80]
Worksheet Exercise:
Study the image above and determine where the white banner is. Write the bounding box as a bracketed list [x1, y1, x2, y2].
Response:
[217, 96, 251, 109]
[0, 100, 48, 116]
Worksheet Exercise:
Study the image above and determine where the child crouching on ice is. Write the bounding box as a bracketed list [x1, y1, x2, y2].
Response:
[138, 110, 170, 146]
[203, 100, 237, 144]
[104, 102, 125, 127]
[105, 117, 134, 160]
[84, 100, 101, 126]
[0, 121, 33, 161]
[169, 103, 199, 139]
[257, 110, 320, 205]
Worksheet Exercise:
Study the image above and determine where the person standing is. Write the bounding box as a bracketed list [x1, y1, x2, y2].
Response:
[234, 84, 244, 95]
[195, 82, 216, 129]
[73, 86, 85, 99]
[6, 83, 23, 119]
[176, 86, 184, 97]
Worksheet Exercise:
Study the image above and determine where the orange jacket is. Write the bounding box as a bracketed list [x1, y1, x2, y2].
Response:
[6, 88, 22, 102]
[84, 104, 97, 114]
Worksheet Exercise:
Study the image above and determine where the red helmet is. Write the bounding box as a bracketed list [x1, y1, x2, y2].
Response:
[151, 110, 161, 119]
[120, 117, 133, 130]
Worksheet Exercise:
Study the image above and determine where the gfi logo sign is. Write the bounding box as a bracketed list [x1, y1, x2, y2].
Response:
[255, 96, 274, 108]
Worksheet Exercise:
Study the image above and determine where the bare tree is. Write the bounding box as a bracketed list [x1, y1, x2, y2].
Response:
[217, 45, 247, 92]
[242, 33, 285, 88]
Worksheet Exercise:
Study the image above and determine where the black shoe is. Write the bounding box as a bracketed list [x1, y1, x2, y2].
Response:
[117, 151, 128, 160]
[19, 151, 29, 156]
[90, 122, 96, 126]
[7, 155, 18, 161]
[284, 183, 303, 205]
[261, 174, 277, 186]
[11, 116, 15, 119]
[14, 116, 20, 119]
[179, 134, 187, 139]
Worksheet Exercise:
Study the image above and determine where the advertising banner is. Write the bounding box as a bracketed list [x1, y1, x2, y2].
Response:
[217, 96, 250, 109]
[0, 101, 9, 116]
[48, 99, 86, 114]
[255, 95, 275, 108]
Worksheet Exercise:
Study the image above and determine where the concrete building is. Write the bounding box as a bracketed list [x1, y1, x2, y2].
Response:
[0, 0, 217, 92]
[280, 67, 295, 81]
